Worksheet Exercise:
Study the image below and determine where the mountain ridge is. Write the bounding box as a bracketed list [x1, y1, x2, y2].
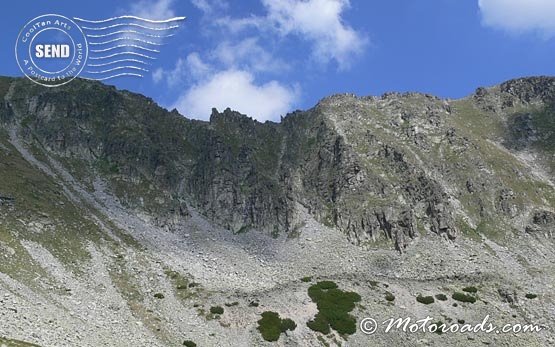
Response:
[1, 75, 554, 252]
[1, 75, 555, 346]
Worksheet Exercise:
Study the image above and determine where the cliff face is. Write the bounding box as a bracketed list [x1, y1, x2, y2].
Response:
[1, 76, 554, 251]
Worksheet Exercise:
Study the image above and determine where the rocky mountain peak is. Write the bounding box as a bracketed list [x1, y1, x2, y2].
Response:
[500, 76, 555, 103]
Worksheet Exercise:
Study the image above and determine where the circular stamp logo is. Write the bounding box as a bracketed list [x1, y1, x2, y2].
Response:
[15, 14, 88, 87]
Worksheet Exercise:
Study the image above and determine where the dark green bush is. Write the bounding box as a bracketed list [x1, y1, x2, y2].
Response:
[452, 292, 476, 303]
[280, 318, 297, 332]
[315, 281, 338, 290]
[525, 293, 538, 299]
[435, 294, 448, 301]
[306, 281, 361, 335]
[462, 286, 478, 293]
[385, 292, 395, 302]
[153, 293, 165, 299]
[249, 301, 259, 307]
[225, 302, 239, 307]
[416, 295, 435, 304]
[257, 311, 296, 342]
[183, 340, 197, 347]
[210, 306, 224, 315]
[307, 313, 330, 334]
[301, 276, 313, 283]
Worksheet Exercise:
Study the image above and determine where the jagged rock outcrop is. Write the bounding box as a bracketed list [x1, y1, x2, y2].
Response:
[1, 75, 554, 251]
[498, 287, 518, 304]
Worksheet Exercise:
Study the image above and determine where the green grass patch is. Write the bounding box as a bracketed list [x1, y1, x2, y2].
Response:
[307, 313, 330, 334]
[257, 311, 296, 342]
[416, 295, 435, 305]
[525, 293, 538, 299]
[182, 341, 196, 347]
[462, 286, 478, 293]
[452, 292, 476, 303]
[164, 269, 200, 300]
[314, 280, 338, 290]
[306, 281, 361, 335]
[301, 276, 313, 283]
[210, 306, 224, 315]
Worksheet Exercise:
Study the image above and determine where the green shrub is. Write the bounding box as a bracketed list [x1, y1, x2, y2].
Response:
[183, 340, 197, 347]
[416, 295, 435, 305]
[280, 318, 297, 332]
[225, 302, 239, 307]
[435, 294, 448, 301]
[452, 292, 476, 303]
[306, 281, 361, 336]
[385, 292, 395, 302]
[301, 276, 313, 283]
[462, 286, 478, 293]
[328, 313, 357, 335]
[153, 293, 165, 299]
[210, 306, 224, 315]
[525, 293, 538, 299]
[315, 281, 338, 290]
[307, 313, 330, 334]
[257, 312, 281, 342]
[257, 311, 296, 342]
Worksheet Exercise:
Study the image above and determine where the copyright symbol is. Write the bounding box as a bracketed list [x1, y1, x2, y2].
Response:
[360, 318, 378, 335]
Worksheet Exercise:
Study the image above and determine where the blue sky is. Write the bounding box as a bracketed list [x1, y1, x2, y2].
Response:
[2, 0, 554, 121]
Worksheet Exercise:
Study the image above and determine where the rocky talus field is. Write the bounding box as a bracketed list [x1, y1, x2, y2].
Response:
[0, 76, 554, 346]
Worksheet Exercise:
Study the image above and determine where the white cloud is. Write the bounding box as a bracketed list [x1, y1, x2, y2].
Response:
[129, 0, 176, 19]
[215, 0, 367, 69]
[212, 38, 288, 73]
[264, 0, 367, 68]
[214, 15, 265, 33]
[152, 68, 165, 83]
[153, 53, 211, 86]
[191, 0, 228, 14]
[172, 69, 298, 121]
[186, 52, 212, 78]
[152, 33, 286, 91]
[479, 0, 555, 37]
